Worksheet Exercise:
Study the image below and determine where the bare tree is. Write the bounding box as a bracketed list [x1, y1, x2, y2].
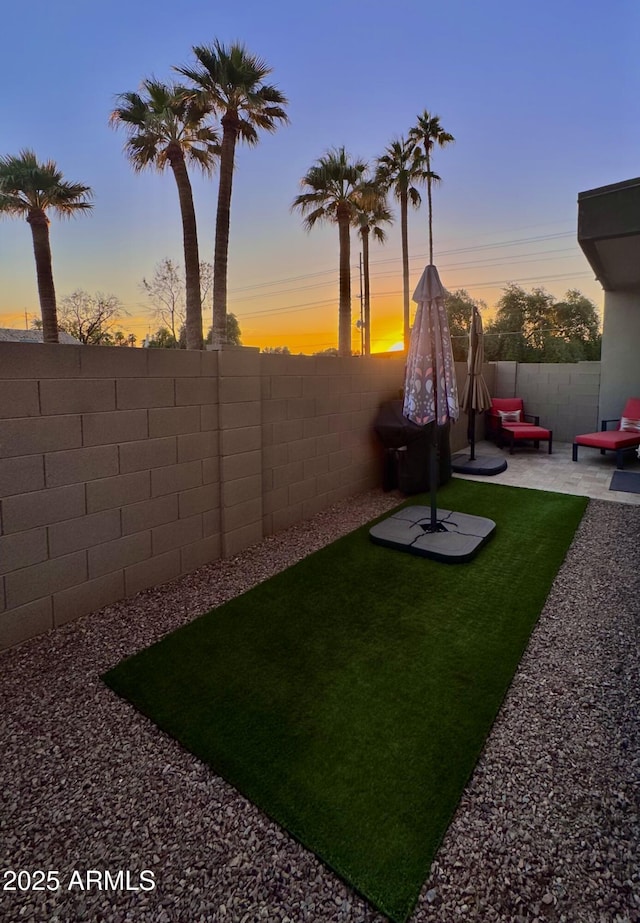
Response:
[141, 258, 217, 347]
[58, 290, 124, 344]
[141, 258, 185, 343]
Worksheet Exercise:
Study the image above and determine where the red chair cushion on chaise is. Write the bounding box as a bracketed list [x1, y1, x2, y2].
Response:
[574, 397, 640, 449]
[572, 397, 640, 468]
[574, 431, 640, 450]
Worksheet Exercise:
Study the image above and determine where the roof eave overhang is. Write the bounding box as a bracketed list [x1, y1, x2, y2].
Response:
[578, 177, 640, 294]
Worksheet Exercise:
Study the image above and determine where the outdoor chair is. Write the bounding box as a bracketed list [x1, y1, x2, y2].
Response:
[572, 397, 640, 469]
[486, 398, 553, 455]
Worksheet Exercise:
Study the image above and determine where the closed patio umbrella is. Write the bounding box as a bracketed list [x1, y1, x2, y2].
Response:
[452, 304, 507, 475]
[403, 264, 459, 531]
[370, 265, 496, 563]
[460, 304, 492, 458]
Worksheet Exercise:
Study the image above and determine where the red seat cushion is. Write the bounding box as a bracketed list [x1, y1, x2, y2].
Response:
[491, 398, 524, 415]
[502, 424, 551, 440]
[574, 430, 640, 450]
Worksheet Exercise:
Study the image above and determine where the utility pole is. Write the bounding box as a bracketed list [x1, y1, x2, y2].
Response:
[358, 253, 364, 357]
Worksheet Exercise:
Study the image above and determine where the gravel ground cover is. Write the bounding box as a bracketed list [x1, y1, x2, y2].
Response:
[1, 489, 638, 923]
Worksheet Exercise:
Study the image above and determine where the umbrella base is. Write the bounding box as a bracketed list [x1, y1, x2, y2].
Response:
[369, 505, 496, 563]
[451, 452, 508, 476]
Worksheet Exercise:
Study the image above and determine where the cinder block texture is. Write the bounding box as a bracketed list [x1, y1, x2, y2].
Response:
[40, 379, 115, 415]
[116, 378, 175, 410]
[0, 343, 80, 379]
[0, 415, 81, 457]
[0, 597, 53, 650]
[53, 571, 125, 627]
[6, 551, 87, 609]
[87, 471, 150, 513]
[2, 485, 85, 534]
[48, 510, 121, 558]
[179, 485, 217, 519]
[152, 514, 202, 555]
[0, 528, 48, 575]
[180, 535, 220, 573]
[0, 381, 40, 418]
[119, 437, 177, 473]
[122, 495, 178, 536]
[176, 379, 216, 406]
[509, 360, 601, 442]
[82, 410, 148, 446]
[124, 550, 181, 598]
[149, 405, 201, 438]
[45, 445, 119, 487]
[0, 346, 418, 648]
[151, 460, 202, 497]
[88, 532, 151, 579]
[79, 345, 147, 378]
[148, 348, 205, 378]
[223, 521, 262, 558]
[0, 455, 45, 498]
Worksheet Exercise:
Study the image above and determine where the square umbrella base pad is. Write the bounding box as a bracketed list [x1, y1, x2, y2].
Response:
[369, 505, 496, 563]
[451, 453, 508, 476]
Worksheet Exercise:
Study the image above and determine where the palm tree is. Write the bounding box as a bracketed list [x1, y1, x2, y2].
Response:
[375, 137, 428, 349]
[111, 79, 219, 350]
[0, 150, 92, 343]
[176, 41, 289, 348]
[352, 185, 393, 355]
[292, 147, 368, 357]
[409, 110, 454, 265]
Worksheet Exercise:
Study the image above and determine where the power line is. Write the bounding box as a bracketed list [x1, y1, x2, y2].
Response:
[234, 270, 593, 321]
[226, 230, 576, 299]
[228, 245, 582, 307]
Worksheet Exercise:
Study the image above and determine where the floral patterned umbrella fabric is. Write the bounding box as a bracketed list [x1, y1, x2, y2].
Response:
[402, 264, 458, 531]
[403, 265, 459, 426]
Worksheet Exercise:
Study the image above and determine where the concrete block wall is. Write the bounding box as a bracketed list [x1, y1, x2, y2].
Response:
[0, 343, 221, 650]
[260, 354, 405, 535]
[0, 341, 508, 650]
[0, 344, 406, 649]
[493, 360, 601, 442]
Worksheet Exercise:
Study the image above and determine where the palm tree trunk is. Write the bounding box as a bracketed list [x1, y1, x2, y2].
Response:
[168, 143, 203, 350]
[27, 209, 59, 343]
[337, 204, 352, 357]
[426, 147, 433, 265]
[213, 113, 238, 348]
[400, 189, 410, 350]
[362, 228, 371, 356]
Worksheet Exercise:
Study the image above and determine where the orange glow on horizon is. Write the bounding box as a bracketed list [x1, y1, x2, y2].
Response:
[0, 287, 409, 355]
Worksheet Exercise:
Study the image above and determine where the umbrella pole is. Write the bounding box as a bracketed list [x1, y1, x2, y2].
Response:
[469, 409, 476, 461]
[430, 423, 438, 529]
[468, 315, 477, 461]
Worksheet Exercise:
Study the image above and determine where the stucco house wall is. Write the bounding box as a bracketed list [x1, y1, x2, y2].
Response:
[598, 291, 640, 421]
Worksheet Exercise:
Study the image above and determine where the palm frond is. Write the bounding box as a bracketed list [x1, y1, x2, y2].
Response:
[292, 147, 371, 230]
[111, 78, 219, 174]
[409, 110, 455, 152]
[375, 135, 428, 206]
[408, 187, 422, 207]
[176, 42, 288, 139]
[0, 150, 92, 217]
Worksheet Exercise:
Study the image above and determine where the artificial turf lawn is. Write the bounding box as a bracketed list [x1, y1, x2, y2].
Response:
[103, 479, 587, 923]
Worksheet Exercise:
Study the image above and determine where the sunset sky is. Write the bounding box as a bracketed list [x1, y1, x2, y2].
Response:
[1, 0, 638, 353]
